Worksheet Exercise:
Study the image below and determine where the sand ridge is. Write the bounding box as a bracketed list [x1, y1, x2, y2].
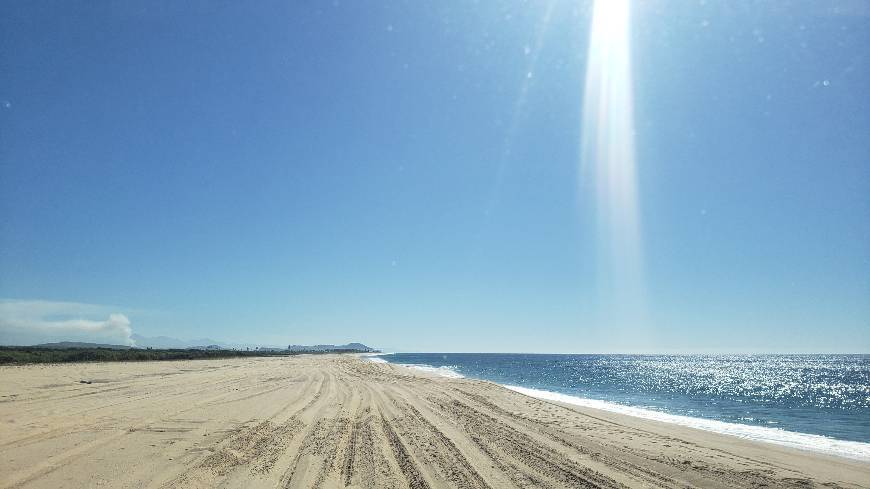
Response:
[0, 355, 867, 488]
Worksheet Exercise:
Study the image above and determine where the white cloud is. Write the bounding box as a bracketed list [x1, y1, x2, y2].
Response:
[0, 299, 136, 346]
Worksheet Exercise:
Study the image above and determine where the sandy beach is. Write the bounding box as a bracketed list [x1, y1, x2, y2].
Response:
[0, 355, 867, 489]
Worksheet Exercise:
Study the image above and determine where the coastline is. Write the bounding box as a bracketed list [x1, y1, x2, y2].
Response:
[377, 357, 870, 461]
[1, 355, 867, 488]
[503, 384, 870, 462]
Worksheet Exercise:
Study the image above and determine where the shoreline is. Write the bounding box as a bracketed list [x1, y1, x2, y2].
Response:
[2, 355, 868, 488]
[373, 357, 870, 461]
[503, 384, 870, 462]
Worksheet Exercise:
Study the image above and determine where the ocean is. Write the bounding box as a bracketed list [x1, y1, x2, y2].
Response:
[372, 353, 870, 460]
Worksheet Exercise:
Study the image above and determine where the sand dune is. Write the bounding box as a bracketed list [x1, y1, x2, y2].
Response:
[0, 355, 867, 488]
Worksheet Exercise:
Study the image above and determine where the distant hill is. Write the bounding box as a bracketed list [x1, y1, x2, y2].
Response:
[37, 335, 378, 353]
[130, 334, 227, 349]
[33, 341, 132, 350]
[130, 334, 284, 351]
[287, 343, 377, 352]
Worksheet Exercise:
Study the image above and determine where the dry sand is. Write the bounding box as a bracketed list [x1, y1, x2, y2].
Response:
[1, 355, 867, 488]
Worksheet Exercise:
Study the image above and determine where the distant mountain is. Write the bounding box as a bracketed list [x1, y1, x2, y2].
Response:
[130, 334, 227, 349]
[287, 343, 377, 352]
[28, 339, 378, 353]
[130, 334, 283, 351]
[33, 341, 132, 350]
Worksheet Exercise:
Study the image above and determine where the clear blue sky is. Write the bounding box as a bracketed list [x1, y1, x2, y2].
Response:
[1, 1, 868, 352]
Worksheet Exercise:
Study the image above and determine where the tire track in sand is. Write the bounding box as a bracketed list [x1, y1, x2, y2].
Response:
[381, 412, 431, 489]
[454, 387, 676, 488]
[391, 399, 492, 489]
[280, 373, 361, 489]
[346, 383, 412, 489]
[162, 371, 327, 487]
[433, 397, 628, 489]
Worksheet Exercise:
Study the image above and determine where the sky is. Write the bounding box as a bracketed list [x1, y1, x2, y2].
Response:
[1, 1, 868, 353]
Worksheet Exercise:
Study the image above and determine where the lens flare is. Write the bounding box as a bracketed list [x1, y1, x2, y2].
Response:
[581, 0, 647, 331]
[484, 1, 557, 219]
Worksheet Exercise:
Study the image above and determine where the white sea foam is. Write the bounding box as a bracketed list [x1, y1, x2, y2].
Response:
[398, 363, 465, 379]
[361, 353, 392, 364]
[503, 385, 870, 461]
[363, 355, 465, 378]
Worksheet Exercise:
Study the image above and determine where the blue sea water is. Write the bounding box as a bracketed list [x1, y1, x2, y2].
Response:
[374, 353, 870, 458]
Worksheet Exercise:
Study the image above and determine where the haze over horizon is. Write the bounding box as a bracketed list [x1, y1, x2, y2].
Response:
[1, 1, 868, 353]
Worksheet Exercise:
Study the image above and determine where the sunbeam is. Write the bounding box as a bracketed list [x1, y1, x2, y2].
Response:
[581, 0, 647, 331]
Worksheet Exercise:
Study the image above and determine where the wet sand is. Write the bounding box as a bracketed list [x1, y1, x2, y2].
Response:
[1, 355, 867, 488]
